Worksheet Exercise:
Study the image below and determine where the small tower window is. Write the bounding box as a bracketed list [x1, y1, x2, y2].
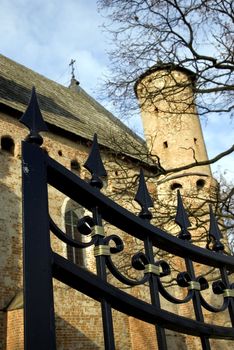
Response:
[71, 159, 80, 172]
[163, 141, 168, 148]
[65, 210, 84, 266]
[194, 138, 197, 144]
[1, 136, 15, 155]
[58, 150, 63, 156]
[170, 182, 182, 191]
[42, 147, 48, 154]
[196, 179, 205, 190]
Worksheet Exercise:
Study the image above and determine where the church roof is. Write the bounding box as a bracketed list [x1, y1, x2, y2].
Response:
[0, 54, 147, 160]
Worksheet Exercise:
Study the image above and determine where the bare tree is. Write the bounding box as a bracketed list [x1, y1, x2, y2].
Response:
[98, 0, 234, 119]
[96, 0, 234, 254]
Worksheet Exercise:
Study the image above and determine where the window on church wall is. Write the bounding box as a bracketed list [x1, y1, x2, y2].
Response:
[1, 135, 15, 155]
[65, 209, 85, 267]
[71, 159, 81, 174]
[170, 182, 182, 191]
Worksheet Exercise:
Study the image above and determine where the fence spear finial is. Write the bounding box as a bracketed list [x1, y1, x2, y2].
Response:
[134, 169, 153, 220]
[84, 133, 107, 189]
[175, 190, 191, 240]
[19, 87, 48, 145]
[207, 205, 224, 252]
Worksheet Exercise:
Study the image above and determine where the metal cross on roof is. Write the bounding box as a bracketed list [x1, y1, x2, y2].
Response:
[69, 59, 76, 79]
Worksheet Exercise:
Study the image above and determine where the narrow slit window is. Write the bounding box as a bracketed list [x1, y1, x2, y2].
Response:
[163, 141, 168, 148]
[71, 159, 80, 172]
[1, 136, 15, 155]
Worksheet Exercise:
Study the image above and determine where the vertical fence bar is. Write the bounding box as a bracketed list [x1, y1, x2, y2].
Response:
[93, 206, 115, 350]
[175, 191, 211, 349]
[185, 258, 211, 350]
[135, 170, 168, 349]
[144, 236, 168, 349]
[22, 141, 56, 350]
[84, 134, 115, 349]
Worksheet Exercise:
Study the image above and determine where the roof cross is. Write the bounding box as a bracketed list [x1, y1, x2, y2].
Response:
[69, 59, 76, 79]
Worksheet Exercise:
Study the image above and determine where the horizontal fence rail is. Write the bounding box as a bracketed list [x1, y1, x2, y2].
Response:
[47, 155, 234, 271]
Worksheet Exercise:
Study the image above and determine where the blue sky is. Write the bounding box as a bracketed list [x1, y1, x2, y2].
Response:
[0, 0, 233, 182]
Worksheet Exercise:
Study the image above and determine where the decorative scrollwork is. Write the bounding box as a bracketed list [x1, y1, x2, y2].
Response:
[157, 269, 194, 304]
[199, 280, 229, 312]
[158, 279, 193, 304]
[157, 260, 171, 277]
[104, 235, 124, 254]
[131, 252, 149, 270]
[212, 280, 226, 294]
[77, 216, 94, 235]
[103, 236, 149, 286]
[49, 216, 97, 248]
[196, 276, 209, 291]
[177, 271, 191, 287]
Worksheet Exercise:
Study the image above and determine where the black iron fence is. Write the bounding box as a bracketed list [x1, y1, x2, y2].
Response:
[21, 88, 234, 349]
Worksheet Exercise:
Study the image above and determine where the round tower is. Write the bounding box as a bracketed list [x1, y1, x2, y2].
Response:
[134, 65, 231, 350]
[134, 64, 219, 225]
[135, 65, 212, 180]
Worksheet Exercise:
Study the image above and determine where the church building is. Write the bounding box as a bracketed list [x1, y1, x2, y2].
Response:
[0, 54, 232, 350]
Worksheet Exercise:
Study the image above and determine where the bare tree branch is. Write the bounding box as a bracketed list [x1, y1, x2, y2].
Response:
[164, 144, 234, 175]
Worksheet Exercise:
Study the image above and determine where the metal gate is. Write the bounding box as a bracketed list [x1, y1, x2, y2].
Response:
[21, 88, 234, 349]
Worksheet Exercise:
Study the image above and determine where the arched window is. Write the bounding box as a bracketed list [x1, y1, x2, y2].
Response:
[1, 136, 15, 155]
[65, 209, 85, 267]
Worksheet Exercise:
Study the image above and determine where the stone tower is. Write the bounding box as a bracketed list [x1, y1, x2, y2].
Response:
[135, 65, 233, 349]
[135, 65, 212, 180]
[134, 65, 219, 227]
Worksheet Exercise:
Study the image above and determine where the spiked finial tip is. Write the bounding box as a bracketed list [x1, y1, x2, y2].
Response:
[84, 133, 107, 188]
[134, 169, 153, 220]
[207, 205, 224, 252]
[20, 87, 48, 145]
[175, 190, 191, 240]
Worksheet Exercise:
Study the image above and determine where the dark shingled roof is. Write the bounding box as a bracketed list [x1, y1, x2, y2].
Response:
[0, 54, 147, 160]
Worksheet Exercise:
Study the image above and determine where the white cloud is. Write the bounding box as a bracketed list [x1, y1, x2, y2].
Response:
[0, 0, 107, 88]
[0, 0, 233, 181]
